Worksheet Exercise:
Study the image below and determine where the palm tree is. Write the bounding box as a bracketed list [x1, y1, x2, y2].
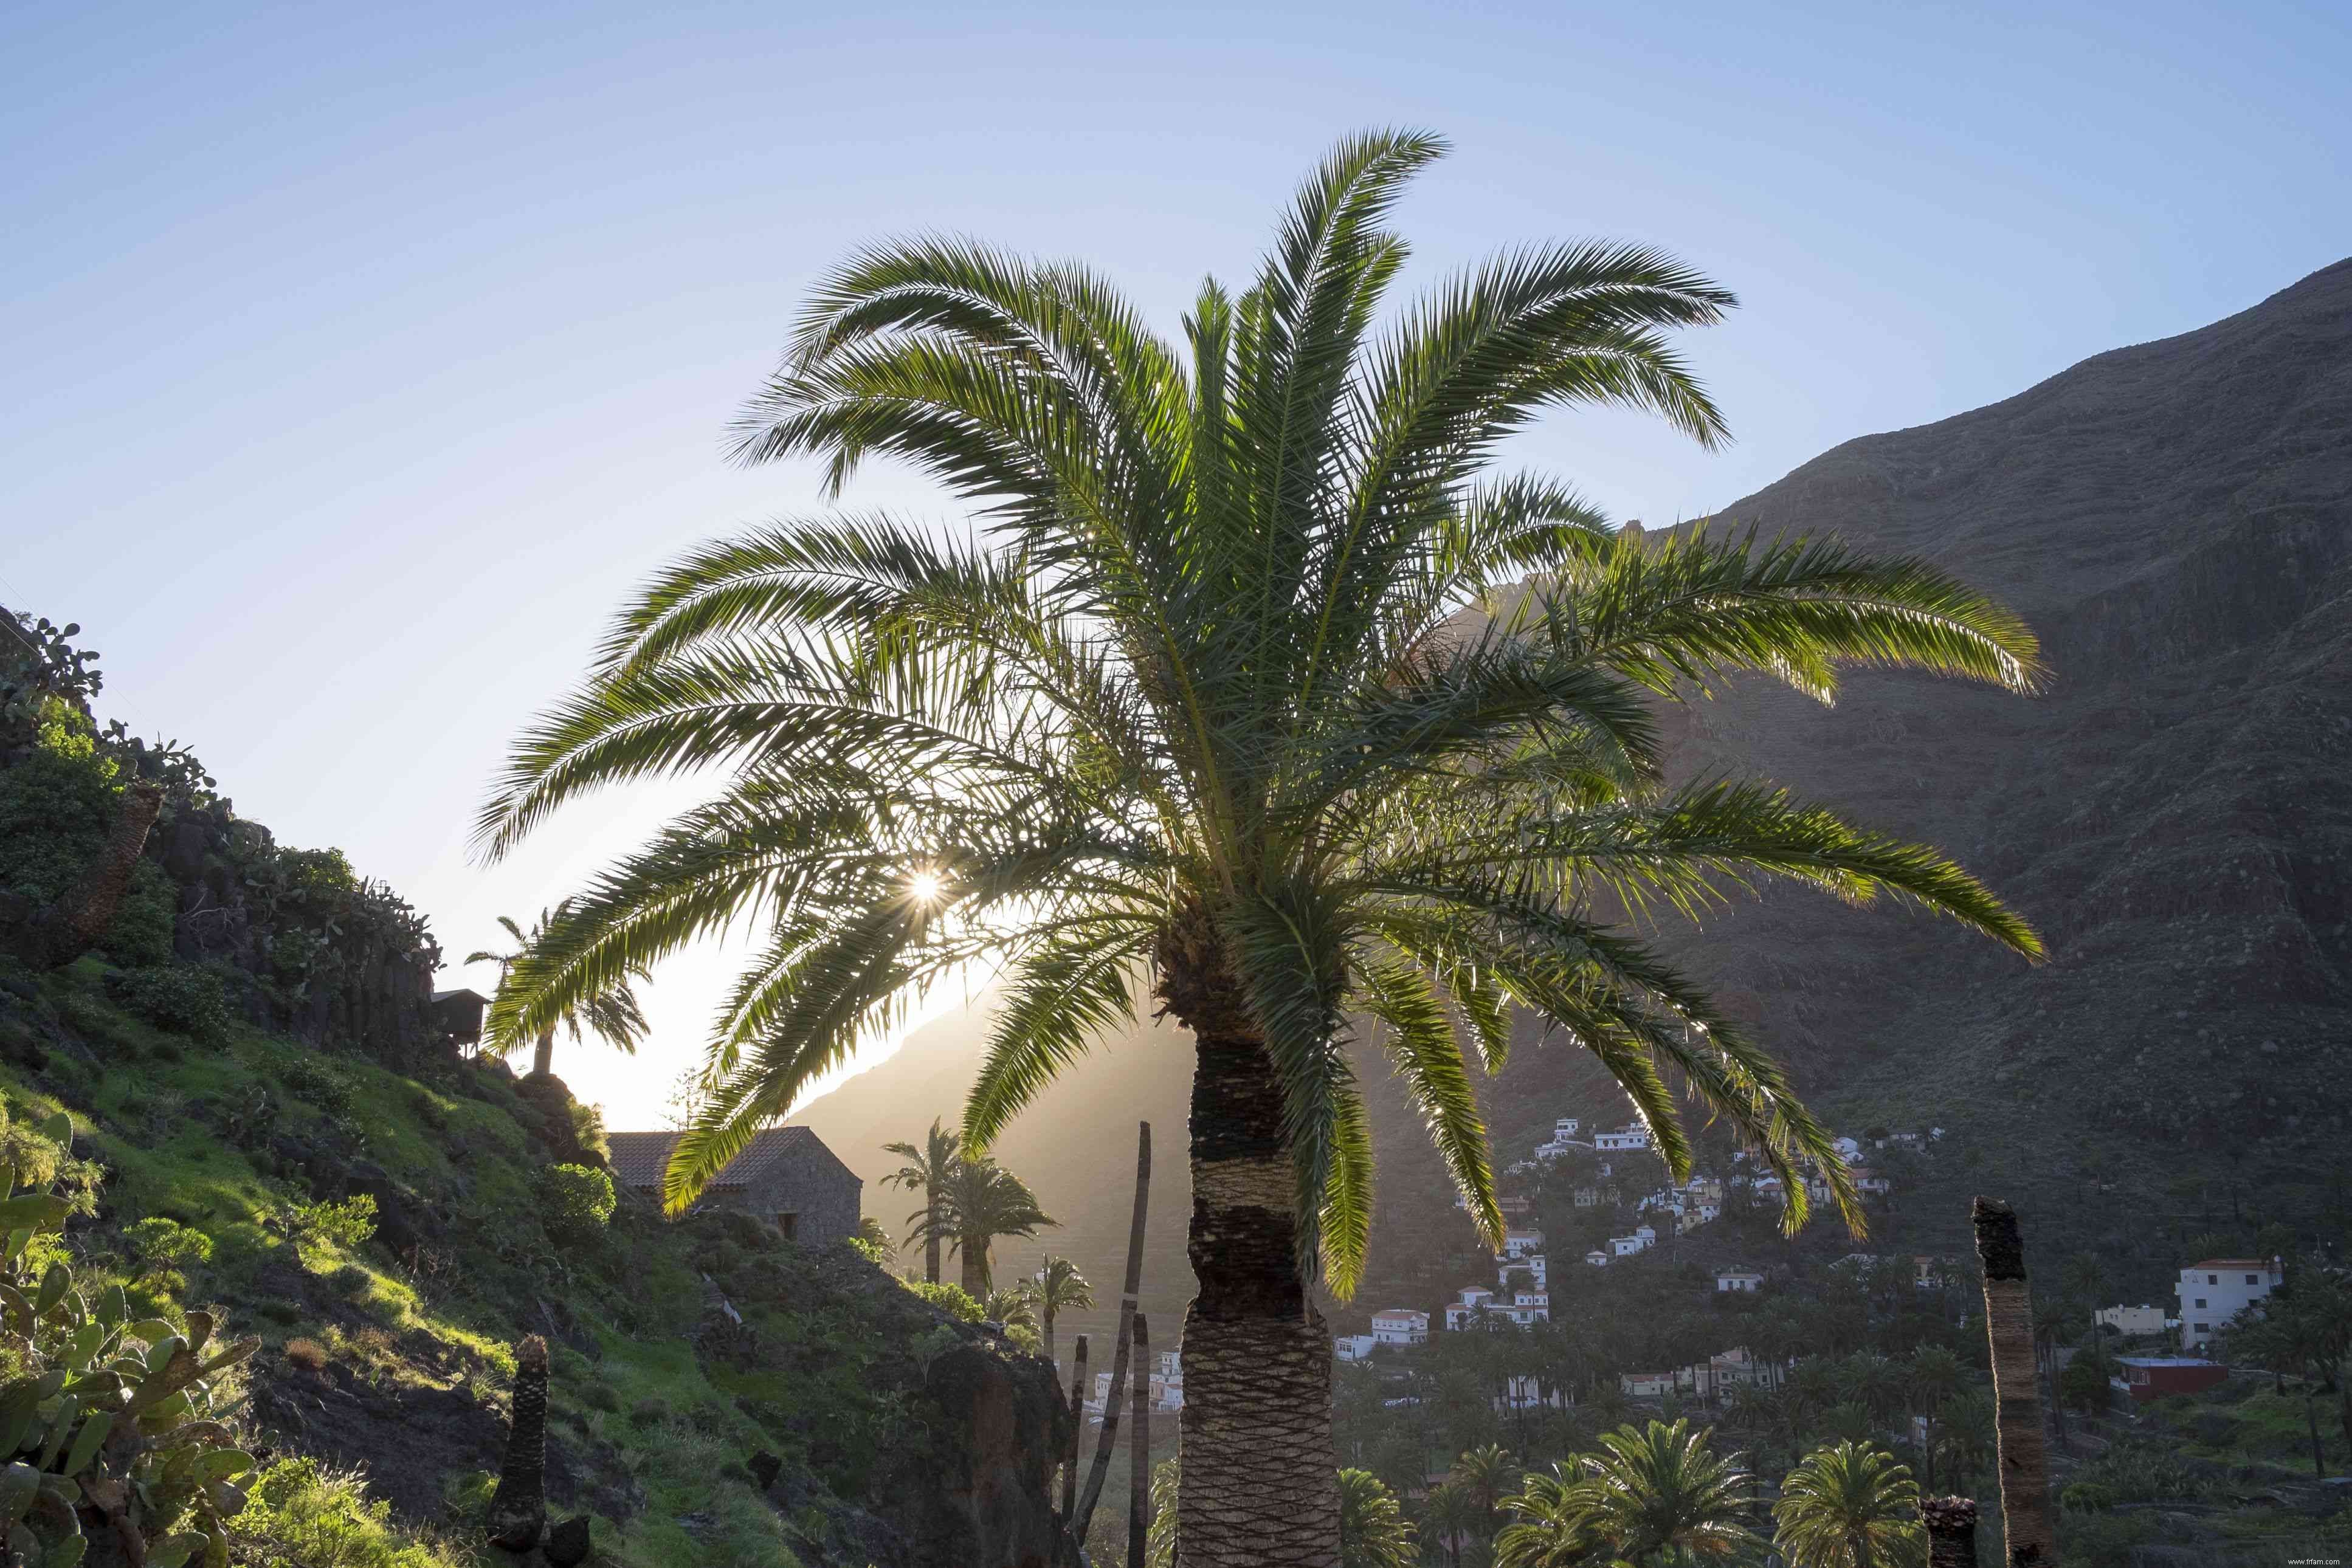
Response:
[467, 904, 649, 1078]
[907, 1153, 1053, 1295]
[1449, 1442, 1520, 1541]
[1838, 1353, 1907, 1429]
[1933, 1391, 1996, 1491]
[1421, 1482, 1480, 1568]
[1905, 1346, 1964, 1493]
[1147, 1456, 1181, 1568]
[1773, 1441, 1925, 1568]
[1028, 1253, 1095, 1364]
[472, 132, 2044, 1561]
[881, 1118, 959, 1284]
[979, 1286, 1038, 1331]
[1499, 1419, 1758, 1568]
[1337, 1468, 1418, 1568]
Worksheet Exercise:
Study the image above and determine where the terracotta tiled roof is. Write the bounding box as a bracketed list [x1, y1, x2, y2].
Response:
[605, 1127, 829, 1191]
[2187, 1258, 2274, 1269]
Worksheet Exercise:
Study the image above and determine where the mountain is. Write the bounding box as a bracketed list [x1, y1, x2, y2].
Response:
[789, 258, 2352, 1327]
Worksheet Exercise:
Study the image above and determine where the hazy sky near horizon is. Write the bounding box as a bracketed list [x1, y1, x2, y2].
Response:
[6, 1, 2348, 1124]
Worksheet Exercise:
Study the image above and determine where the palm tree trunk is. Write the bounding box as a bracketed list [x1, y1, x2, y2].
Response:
[531, 1028, 555, 1078]
[1044, 1305, 1057, 1366]
[1972, 1198, 2055, 1568]
[925, 1197, 942, 1285]
[961, 1233, 990, 1298]
[49, 779, 164, 966]
[1131, 1311, 1153, 1568]
[1157, 913, 1341, 1568]
[489, 1335, 550, 1550]
[1922, 1498, 1978, 1568]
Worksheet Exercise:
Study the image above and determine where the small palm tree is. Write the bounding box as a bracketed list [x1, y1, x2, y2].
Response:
[979, 1286, 1037, 1331]
[1449, 1443, 1520, 1539]
[1773, 1441, 1925, 1568]
[1337, 1468, 1418, 1568]
[881, 1119, 959, 1284]
[1146, 1456, 1181, 1568]
[1421, 1482, 1480, 1568]
[473, 131, 2044, 1557]
[467, 904, 648, 1078]
[907, 1153, 1053, 1295]
[1027, 1253, 1095, 1364]
[1501, 1420, 1758, 1568]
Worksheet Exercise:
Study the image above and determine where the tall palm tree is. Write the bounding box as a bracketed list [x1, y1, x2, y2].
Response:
[1772, 1441, 1925, 1568]
[881, 1118, 959, 1284]
[1839, 1353, 1907, 1428]
[1905, 1346, 1964, 1493]
[1498, 1419, 1758, 1568]
[907, 1152, 1053, 1295]
[1337, 1468, 1418, 1568]
[1027, 1253, 1096, 1364]
[467, 904, 649, 1078]
[471, 132, 2043, 1561]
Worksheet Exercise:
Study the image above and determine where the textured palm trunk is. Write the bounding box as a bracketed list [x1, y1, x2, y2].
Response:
[531, 1028, 555, 1079]
[923, 1198, 942, 1284]
[1043, 1306, 1057, 1365]
[960, 1234, 990, 1298]
[1922, 1497, 1978, 1568]
[1972, 1198, 2055, 1568]
[1156, 913, 1341, 1568]
[53, 779, 164, 964]
[490, 1335, 550, 1550]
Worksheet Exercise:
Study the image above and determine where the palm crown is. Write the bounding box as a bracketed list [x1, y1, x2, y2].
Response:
[466, 904, 649, 1075]
[474, 130, 2041, 1308]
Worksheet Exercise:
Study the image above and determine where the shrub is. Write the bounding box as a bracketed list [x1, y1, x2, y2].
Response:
[2189, 1409, 2240, 1446]
[286, 1336, 331, 1372]
[108, 963, 234, 1042]
[125, 1214, 216, 1288]
[281, 1055, 357, 1118]
[230, 1456, 446, 1568]
[904, 1279, 984, 1323]
[536, 1163, 616, 1243]
[579, 1380, 621, 1413]
[289, 1193, 378, 1264]
[628, 1395, 671, 1428]
[844, 1232, 890, 1266]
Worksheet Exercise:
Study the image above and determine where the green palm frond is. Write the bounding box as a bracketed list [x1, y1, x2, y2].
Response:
[478, 129, 2044, 1289]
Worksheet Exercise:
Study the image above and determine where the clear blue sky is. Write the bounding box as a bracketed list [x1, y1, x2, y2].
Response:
[6, 0, 2347, 1121]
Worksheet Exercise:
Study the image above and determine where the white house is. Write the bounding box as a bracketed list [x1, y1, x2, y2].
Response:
[1595, 1125, 1651, 1154]
[1500, 1288, 1550, 1327]
[1715, 1267, 1765, 1293]
[1620, 1369, 1675, 1398]
[1091, 1357, 1184, 1417]
[1607, 1225, 1658, 1258]
[1370, 1308, 1429, 1346]
[1498, 1226, 1545, 1260]
[1444, 1286, 1497, 1332]
[1335, 1334, 1376, 1362]
[1830, 1135, 1863, 1161]
[2095, 1304, 2170, 1336]
[1497, 1253, 1548, 1290]
[2177, 1258, 2284, 1349]
[1584, 1248, 1610, 1268]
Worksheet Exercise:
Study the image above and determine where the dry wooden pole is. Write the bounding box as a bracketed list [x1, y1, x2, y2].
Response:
[1074, 1122, 1152, 1540]
[1973, 1197, 2055, 1567]
[1129, 1312, 1151, 1568]
[1922, 1496, 1979, 1568]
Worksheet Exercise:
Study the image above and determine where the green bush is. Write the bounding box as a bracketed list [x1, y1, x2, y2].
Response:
[2058, 1508, 2156, 1568]
[281, 1056, 357, 1118]
[231, 1456, 449, 1568]
[904, 1279, 984, 1323]
[536, 1163, 616, 1243]
[106, 963, 233, 1043]
[289, 1194, 377, 1264]
[125, 1215, 215, 1284]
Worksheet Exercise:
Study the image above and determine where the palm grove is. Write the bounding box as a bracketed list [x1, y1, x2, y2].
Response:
[475, 131, 2042, 1564]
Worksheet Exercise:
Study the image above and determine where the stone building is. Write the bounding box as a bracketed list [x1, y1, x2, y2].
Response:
[607, 1127, 863, 1246]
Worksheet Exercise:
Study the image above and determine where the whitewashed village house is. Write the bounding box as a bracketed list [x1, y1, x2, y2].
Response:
[1371, 1308, 1429, 1346]
[2177, 1258, 2284, 1349]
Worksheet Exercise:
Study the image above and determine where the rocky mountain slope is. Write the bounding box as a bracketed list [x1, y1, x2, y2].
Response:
[796, 256, 2352, 1319]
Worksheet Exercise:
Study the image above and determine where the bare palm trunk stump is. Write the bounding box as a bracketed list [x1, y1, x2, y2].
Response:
[490, 1335, 549, 1551]
[1923, 1496, 1979, 1568]
[1972, 1198, 2054, 1568]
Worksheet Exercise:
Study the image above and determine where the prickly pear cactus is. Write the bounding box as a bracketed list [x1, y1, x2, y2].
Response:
[0, 1112, 259, 1568]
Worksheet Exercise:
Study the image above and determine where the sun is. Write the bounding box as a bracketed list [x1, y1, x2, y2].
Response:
[907, 869, 944, 904]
